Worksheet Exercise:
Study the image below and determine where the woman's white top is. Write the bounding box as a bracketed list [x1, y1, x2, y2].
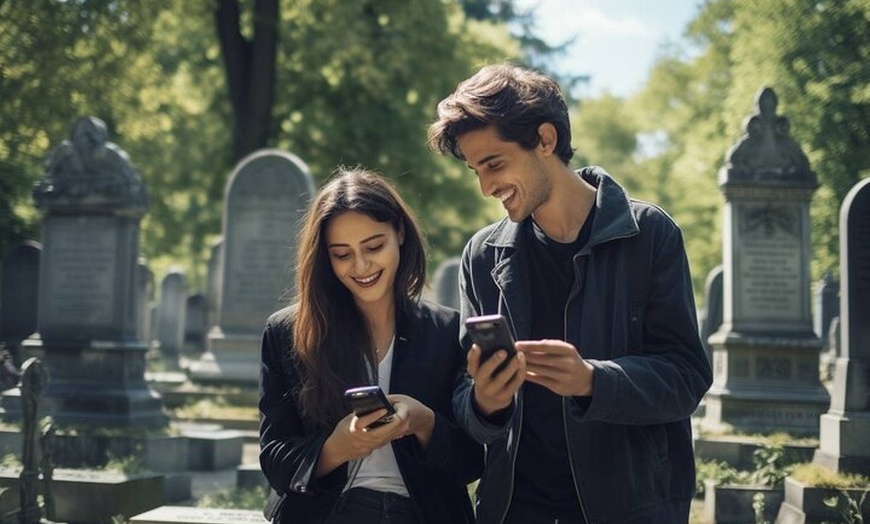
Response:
[347, 337, 409, 496]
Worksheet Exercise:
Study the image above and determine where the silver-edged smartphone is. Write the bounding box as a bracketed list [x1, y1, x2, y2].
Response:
[344, 385, 396, 429]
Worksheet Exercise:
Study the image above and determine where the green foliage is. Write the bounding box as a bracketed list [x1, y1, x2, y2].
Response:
[0, 0, 524, 285]
[583, 0, 870, 305]
[791, 463, 870, 489]
[695, 458, 743, 496]
[172, 397, 258, 420]
[0, 453, 20, 469]
[824, 489, 868, 524]
[752, 491, 768, 524]
[102, 452, 146, 475]
[695, 442, 806, 495]
[196, 486, 267, 510]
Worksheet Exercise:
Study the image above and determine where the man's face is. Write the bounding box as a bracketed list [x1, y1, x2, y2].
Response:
[457, 126, 552, 223]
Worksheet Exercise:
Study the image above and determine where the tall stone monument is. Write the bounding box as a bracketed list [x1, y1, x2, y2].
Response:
[4, 116, 167, 428]
[704, 88, 829, 435]
[190, 149, 315, 383]
[814, 178, 870, 473]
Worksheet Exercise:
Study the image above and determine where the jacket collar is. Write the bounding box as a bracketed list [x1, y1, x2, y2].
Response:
[482, 166, 640, 251]
[480, 167, 639, 340]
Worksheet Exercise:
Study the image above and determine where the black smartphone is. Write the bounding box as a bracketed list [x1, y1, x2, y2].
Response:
[343, 385, 396, 429]
[465, 314, 517, 375]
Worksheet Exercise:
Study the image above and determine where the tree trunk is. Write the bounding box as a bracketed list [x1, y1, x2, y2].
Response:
[215, 0, 278, 162]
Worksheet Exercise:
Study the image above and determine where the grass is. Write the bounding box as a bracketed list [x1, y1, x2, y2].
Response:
[171, 398, 258, 420]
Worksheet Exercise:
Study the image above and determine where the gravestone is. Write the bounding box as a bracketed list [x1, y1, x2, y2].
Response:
[184, 293, 207, 354]
[813, 272, 839, 345]
[814, 178, 870, 474]
[190, 150, 315, 383]
[136, 259, 155, 347]
[1, 116, 167, 428]
[701, 265, 724, 363]
[432, 257, 461, 310]
[155, 269, 187, 369]
[130, 506, 268, 524]
[704, 88, 828, 435]
[205, 238, 223, 333]
[0, 242, 41, 366]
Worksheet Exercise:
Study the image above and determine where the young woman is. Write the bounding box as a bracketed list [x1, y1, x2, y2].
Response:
[259, 167, 482, 524]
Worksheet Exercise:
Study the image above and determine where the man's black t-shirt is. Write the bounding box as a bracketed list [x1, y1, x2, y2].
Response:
[508, 207, 596, 522]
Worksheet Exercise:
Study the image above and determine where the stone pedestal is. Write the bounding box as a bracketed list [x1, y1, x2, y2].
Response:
[4, 340, 166, 428]
[702, 88, 828, 436]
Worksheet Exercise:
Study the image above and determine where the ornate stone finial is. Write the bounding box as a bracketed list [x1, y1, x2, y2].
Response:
[33, 116, 148, 214]
[720, 87, 817, 187]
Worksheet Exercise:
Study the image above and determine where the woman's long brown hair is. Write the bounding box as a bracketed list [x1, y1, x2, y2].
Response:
[291, 167, 426, 428]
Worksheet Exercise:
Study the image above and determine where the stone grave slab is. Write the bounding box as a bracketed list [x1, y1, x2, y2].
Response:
[0, 467, 163, 523]
[130, 506, 267, 524]
[181, 429, 244, 471]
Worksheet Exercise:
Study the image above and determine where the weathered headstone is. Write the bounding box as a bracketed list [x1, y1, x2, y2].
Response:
[814, 178, 870, 474]
[136, 259, 155, 346]
[432, 257, 461, 310]
[190, 150, 315, 383]
[2, 116, 167, 428]
[0, 242, 41, 366]
[704, 88, 828, 435]
[155, 269, 187, 368]
[205, 238, 223, 336]
[184, 293, 207, 354]
[813, 271, 839, 345]
[701, 265, 724, 363]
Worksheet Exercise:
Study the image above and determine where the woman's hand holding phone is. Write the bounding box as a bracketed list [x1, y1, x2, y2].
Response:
[387, 394, 435, 448]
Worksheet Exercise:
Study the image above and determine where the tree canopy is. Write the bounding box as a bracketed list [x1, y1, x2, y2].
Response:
[1, 0, 866, 303]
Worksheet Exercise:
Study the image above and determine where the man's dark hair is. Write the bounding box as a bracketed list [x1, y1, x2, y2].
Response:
[428, 64, 574, 164]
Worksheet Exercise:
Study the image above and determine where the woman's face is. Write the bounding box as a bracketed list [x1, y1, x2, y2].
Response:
[325, 210, 403, 313]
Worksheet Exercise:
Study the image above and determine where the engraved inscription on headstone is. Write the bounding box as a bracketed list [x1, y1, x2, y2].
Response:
[736, 203, 802, 320]
[194, 150, 315, 383]
[42, 216, 117, 328]
[220, 152, 315, 334]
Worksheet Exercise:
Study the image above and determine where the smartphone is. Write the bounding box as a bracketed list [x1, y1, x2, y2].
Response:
[465, 314, 517, 375]
[343, 385, 396, 429]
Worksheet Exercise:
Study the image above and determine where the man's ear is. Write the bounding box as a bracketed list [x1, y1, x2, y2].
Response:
[537, 123, 558, 155]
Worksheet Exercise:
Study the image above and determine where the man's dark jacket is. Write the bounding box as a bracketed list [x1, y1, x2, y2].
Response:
[454, 167, 713, 524]
[260, 301, 482, 523]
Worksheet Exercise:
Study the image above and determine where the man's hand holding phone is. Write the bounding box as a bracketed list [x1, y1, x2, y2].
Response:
[465, 315, 526, 416]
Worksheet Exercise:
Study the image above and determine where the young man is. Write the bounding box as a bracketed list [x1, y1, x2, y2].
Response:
[428, 64, 713, 524]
